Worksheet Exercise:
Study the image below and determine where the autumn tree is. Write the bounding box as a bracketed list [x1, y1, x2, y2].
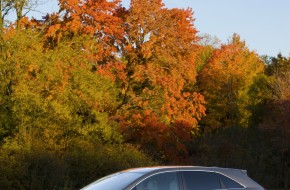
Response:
[2, 28, 122, 145]
[0, 24, 17, 141]
[118, 0, 205, 126]
[0, 27, 154, 189]
[44, 0, 205, 129]
[44, 0, 123, 65]
[199, 34, 264, 131]
[100, 0, 206, 163]
[195, 34, 220, 73]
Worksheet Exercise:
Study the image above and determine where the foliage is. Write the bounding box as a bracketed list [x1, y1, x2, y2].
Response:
[108, 0, 206, 163]
[44, 0, 123, 63]
[0, 28, 154, 190]
[0, 137, 154, 190]
[199, 34, 265, 131]
[0, 0, 289, 189]
[259, 55, 290, 189]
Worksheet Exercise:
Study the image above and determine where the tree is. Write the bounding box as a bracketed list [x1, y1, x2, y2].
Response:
[0, 0, 13, 32]
[195, 34, 220, 73]
[13, 0, 36, 30]
[0, 23, 154, 190]
[259, 54, 290, 189]
[118, 0, 205, 127]
[44, 0, 123, 64]
[199, 34, 264, 131]
[97, 0, 206, 163]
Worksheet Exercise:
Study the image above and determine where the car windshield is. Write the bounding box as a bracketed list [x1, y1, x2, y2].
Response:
[80, 172, 144, 190]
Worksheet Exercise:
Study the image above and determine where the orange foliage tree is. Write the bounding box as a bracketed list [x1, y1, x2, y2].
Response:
[42, 0, 206, 162]
[118, 0, 205, 126]
[112, 0, 206, 162]
[44, 0, 123, 64]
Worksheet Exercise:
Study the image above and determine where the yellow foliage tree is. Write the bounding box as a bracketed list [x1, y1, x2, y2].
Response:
[199, 34, 264, 130]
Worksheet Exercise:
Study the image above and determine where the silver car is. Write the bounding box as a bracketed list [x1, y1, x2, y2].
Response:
[81, 166, 264, 190]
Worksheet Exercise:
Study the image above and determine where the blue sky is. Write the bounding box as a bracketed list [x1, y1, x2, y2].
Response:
[23, 0, 290, 57]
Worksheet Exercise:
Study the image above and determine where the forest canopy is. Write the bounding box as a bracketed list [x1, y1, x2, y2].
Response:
[0, 0, 289, 189]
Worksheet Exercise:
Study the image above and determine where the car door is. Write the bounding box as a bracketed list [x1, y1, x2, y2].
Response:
[131, 171, 180, 190]
[181, 171, 223, 190]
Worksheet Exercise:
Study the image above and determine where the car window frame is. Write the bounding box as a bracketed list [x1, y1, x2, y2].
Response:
[214, 172, 246, 189]
[128, 170, 182, 190]
[180, 170, 223, 190]
[179, 170, 245, 190]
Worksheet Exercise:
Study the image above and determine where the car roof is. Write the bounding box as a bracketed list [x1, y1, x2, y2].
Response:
[123, 166, 261, 188]
[124, 166, 243, 174]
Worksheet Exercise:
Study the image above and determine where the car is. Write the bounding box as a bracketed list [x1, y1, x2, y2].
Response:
[81, 166, 264, 190]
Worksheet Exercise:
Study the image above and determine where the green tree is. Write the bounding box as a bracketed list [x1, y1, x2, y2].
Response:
[0, 26, 154, 190]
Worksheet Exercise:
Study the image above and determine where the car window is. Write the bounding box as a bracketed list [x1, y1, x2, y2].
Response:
[133, 172, 179, 190]
[182, 171, 221, 190]
[217, 173, 244, 189]
[81, 172, 144, 190]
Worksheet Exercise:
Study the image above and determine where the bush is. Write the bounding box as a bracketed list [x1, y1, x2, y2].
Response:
[0, 138, 155, 190]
